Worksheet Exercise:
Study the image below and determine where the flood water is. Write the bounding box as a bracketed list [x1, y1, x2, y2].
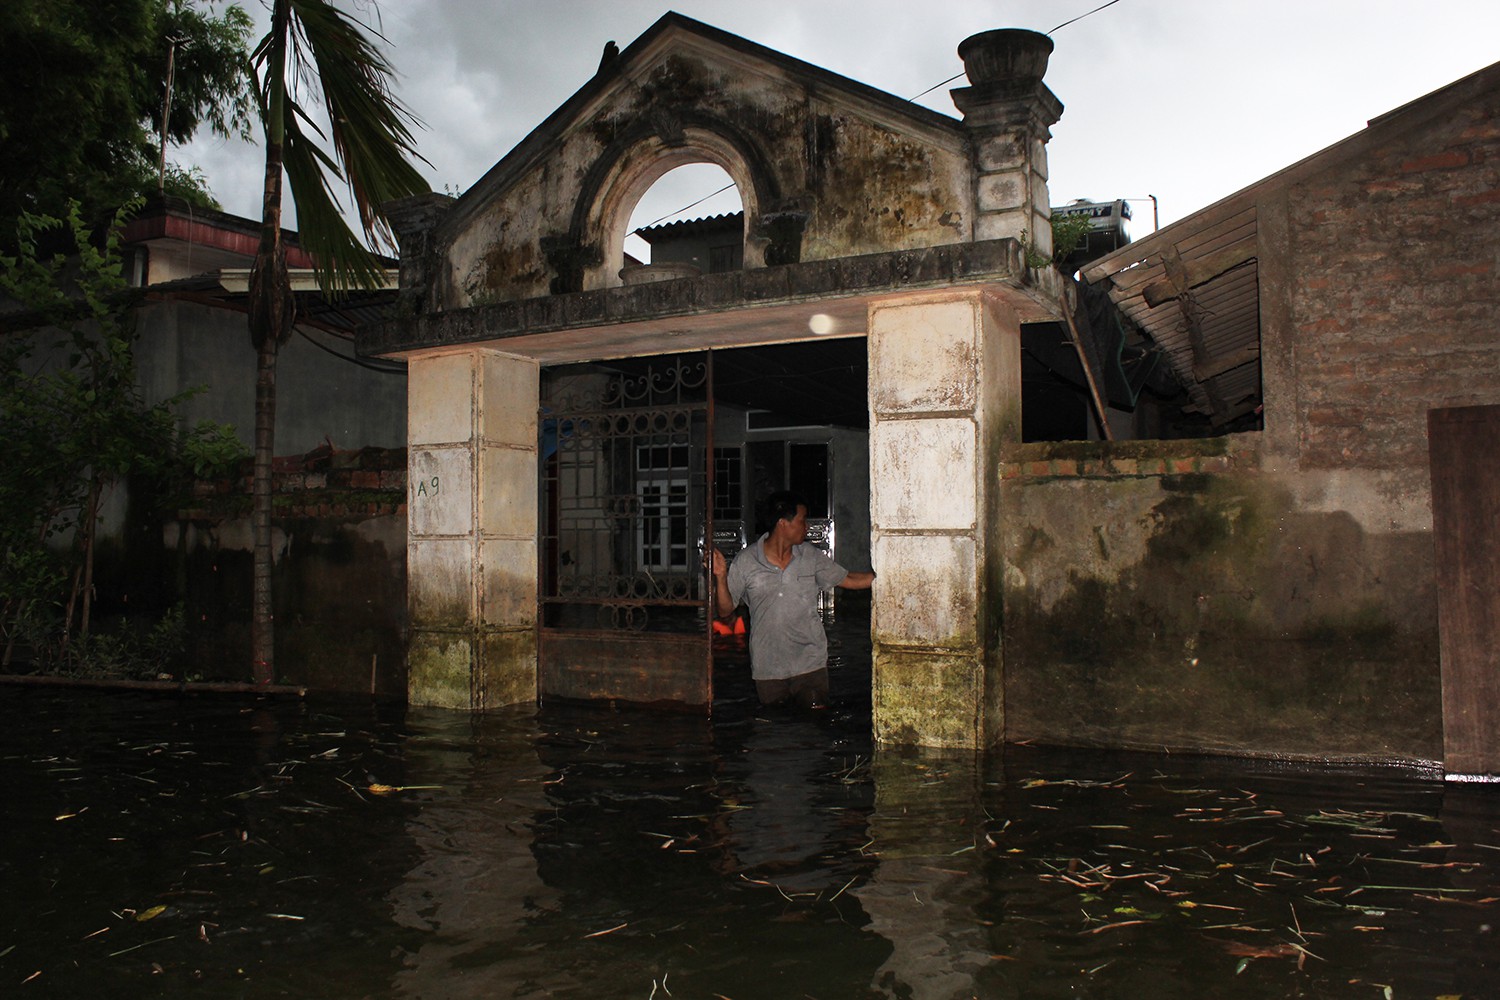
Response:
[4, 614, 1498, 998]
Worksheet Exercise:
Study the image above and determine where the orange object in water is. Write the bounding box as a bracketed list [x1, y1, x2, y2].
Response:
[712, 616, 747, 636]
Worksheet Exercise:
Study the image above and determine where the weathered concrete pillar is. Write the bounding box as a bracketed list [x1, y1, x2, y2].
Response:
[869, 289, 1021, 748]
[406, 349, 539, 709]
[951, 29, 1062, 256]
[383, 192, 455, 318]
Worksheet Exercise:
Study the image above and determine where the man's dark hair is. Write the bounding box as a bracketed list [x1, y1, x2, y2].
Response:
[765, 490, 807, 526]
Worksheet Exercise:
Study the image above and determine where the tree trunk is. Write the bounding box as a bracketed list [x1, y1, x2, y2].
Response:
[250, 335, 278, 686]
[247, 0, 292, 687]
[79, 476, 101, 641]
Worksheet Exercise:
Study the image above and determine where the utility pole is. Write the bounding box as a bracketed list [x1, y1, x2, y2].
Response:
[158, 34, 190, 193]
[1129, 195, 1159, 232]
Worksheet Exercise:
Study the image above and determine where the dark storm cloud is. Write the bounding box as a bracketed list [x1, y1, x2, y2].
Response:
[182, 0, 1500, 237]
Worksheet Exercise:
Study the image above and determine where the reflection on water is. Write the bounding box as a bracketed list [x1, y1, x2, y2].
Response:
[3, 654, 1498, 998]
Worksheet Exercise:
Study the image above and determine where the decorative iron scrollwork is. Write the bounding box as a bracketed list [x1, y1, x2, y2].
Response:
[596, 604, 650, 631]
[599, 360, 708, 407]
[540, 354, 709, 635]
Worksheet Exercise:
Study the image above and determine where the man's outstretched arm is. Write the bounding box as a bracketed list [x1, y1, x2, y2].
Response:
[709, 548, 737, 619]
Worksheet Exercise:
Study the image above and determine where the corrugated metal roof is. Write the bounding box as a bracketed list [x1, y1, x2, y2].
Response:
[634, 212, 743, 243]
[1084, 206, 1262, 427]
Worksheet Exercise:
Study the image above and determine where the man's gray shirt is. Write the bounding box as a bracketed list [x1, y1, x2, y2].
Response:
[726, 535, 848, 681]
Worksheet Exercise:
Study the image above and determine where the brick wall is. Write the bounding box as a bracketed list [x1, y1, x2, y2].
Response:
[1291, 83, 1500, 470]
[181, 444, 407, 521]
[1000, 436, 1250, 481]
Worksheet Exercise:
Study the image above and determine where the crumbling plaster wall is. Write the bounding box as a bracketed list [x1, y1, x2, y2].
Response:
[1000, 439, 1441, 764]
[438, 45, 971, 310]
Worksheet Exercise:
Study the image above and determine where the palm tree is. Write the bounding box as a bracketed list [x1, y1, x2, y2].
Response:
[246, 0, 428, 685]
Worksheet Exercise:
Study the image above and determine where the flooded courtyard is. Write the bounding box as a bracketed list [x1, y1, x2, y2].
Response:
[3, 618, 1498, 999]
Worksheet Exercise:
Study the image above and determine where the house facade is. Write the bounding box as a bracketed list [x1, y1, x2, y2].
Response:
[365, 15, 1499, 770]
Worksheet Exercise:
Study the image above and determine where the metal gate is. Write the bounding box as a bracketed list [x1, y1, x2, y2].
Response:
[538, 354, 715, 709]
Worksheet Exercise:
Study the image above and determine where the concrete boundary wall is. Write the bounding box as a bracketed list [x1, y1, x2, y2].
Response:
[999, 434, 1442, 766]
[106, 445, 413, 696]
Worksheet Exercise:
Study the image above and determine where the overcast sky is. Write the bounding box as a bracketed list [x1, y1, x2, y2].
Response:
[183, 0, 1500, 253]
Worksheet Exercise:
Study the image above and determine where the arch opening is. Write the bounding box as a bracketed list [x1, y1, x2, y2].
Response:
[624, 163, 743, 270]
[581, 128, 765, 291]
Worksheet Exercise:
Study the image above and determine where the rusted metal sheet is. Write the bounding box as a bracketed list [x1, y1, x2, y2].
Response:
[1429, 405, 1500, 776]
[538, 631, 711, 709]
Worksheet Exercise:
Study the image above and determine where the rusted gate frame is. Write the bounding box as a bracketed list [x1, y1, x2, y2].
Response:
[537, 352, 716, 710]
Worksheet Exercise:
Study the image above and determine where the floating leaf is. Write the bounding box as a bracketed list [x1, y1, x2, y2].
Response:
[1081, 918, 1151, 935]
[135, 905, 167, 923]
[583, 922, 627, 939]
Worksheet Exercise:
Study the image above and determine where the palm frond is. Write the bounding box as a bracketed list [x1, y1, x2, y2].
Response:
[285, 0, 429, 243]
[281, 109, 383, 294]
[247, 0, 429, 296]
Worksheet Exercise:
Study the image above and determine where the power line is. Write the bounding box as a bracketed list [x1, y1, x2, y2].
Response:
[908, 71, 967, 103]
[638, 182, 737, 231]
[296, 327, 405, 375]
[1048, 0, 1124, 35]
[909, 0, 1128, 102]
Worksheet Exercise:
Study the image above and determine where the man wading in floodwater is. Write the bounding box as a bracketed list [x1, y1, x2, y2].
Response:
[708, 491, 876, 709]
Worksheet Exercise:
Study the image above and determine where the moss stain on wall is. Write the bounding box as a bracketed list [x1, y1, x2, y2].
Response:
[1001, 467, 1441, 763]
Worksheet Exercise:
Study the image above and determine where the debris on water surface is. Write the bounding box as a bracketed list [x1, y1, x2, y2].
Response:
[366, 782, 441, 795]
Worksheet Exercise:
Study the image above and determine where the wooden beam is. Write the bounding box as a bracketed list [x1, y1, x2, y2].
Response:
[1158, 247, 1214, 374]
[1142, 243, 1258, 308]
[1209, 394, 1258, 427]
[1193, 346, 1261, 382]
[1429, 404, 1500, 776]
[1060, 289, 1113, 441]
